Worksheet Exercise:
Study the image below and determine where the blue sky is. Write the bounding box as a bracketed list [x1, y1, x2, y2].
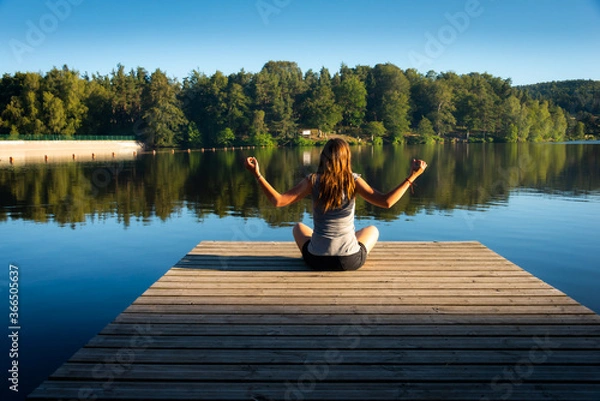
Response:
[0, 0, 599, 85]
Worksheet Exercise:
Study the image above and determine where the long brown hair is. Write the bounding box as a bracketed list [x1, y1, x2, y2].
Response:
[314, 138, 356, 212]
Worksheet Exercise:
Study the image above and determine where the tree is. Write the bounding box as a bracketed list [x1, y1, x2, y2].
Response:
[300, 67, 342, 132]
[528, 100, 552, 142]
[249, 109, 275, 146]
[141, 69, 188, 147]
[253, 61, 305, 138]
[550, 106, 567, 141]
[517, 102, 532, 142]
[0, 72, 45, 136]
[215, 127, 235, 146]
[179, 121, 202, 148]
[225, 82, 250, 135]
[455, 73, 500, 136]
[362, 121, 386, 143]
[43, 66, 88, 136]
[366, 63, 411, 142]
[416, 116, 436, 144]
[407, 71, 455, 137]
[42, 91, 66, 135]
[334, 74, 367, 127]
[109, 64, 146, 135]
[80, 75, 112, 135]
[429, 79, 456, 136]
[181, 70, 214, 143]
[500, 95, 521, 142]
[573, 121, 586, 139]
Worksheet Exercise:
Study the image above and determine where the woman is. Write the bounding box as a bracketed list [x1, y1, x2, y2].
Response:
[245, 138, 427, 270]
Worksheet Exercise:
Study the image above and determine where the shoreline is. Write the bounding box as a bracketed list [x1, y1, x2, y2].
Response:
[0, 140, 143, 166]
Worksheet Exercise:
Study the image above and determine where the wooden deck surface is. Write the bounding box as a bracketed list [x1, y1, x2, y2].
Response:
[29, 241, 600, 400]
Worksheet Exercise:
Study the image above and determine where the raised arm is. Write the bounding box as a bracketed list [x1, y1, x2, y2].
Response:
[245, 157, 312, 207]
[356, 159, 427, 209]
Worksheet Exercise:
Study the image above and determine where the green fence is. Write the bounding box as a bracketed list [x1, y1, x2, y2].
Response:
[0, 135, 138, 141]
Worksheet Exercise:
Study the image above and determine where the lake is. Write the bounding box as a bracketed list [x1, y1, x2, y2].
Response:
[1, 142, 599, 399]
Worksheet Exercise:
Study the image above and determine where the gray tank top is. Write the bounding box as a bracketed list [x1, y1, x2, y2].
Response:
[307, 173, 362, 256]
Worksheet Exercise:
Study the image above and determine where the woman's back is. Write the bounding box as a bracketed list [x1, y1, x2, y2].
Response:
[309, 173, 361, 256]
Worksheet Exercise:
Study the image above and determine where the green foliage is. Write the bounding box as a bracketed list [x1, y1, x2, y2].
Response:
[300, 68, 342, 132]
[416, 117, 436, 144]
[250, 132, 276, 147]
[334, 74, 366, 127]
[142, 69, 188, 148]
[366, 64, 411, 141]
[505, 123, 519, 143]
[179, 121, 202, 148]
[362, 121, 387, 142]
[43, 91, 67, 135]
[215, 127, 235, 146]
[253, 61, 305, 138]
[520, 80, 600, 138]
[0, 62, 590, 147]
[293, 136, 314, 147]
[574, 121, 586, 139]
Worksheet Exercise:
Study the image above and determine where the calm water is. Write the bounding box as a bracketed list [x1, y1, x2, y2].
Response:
[1, 142, 599, 399]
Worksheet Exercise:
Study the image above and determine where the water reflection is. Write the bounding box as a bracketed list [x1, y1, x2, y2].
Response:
[0, 143, 598, 227]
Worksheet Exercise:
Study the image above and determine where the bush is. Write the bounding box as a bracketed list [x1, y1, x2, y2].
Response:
[250, 132, 276, 147]
[293, 136, 314, 146]
[362, 121, 386, 140]
[215, 128, 235, 146]
[372, 136, 383, 146]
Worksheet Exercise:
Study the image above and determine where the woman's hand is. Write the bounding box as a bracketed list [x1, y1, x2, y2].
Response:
[411, 159, 428, 176]
[245, 156, 261, 177]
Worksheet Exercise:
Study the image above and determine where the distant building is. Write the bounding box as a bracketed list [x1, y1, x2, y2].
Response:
[299, 128, 323, 137]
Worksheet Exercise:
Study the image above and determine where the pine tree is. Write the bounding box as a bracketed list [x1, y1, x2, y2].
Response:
[142, 69, 188, 147]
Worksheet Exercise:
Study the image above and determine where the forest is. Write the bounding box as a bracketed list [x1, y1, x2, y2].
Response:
[0, 61, 597, 148]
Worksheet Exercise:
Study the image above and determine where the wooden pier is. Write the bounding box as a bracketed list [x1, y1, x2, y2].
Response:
[29, 241, 600, 400]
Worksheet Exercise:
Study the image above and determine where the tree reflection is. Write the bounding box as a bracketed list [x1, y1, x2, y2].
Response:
[0, 144, 598, 227]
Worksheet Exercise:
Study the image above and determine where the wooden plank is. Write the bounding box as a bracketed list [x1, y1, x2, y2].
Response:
[28, 241, 600, 401]
[100, 323, 600, 337]
[174, 262, 529, 271]
[144, 287, 567, 296]
[124, 304, 594, 314]
[49, 363, 600, 382]
[114, 312, 600, 325]
[85, 335, 600, 350]
[68, 348, 600, 365]
[28, 381, 600, 401]
[156, 278, 558, 289]
[133, 295, 581, 306]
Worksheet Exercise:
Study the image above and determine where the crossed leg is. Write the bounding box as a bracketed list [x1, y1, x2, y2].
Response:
[292, 222, 313, 250]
